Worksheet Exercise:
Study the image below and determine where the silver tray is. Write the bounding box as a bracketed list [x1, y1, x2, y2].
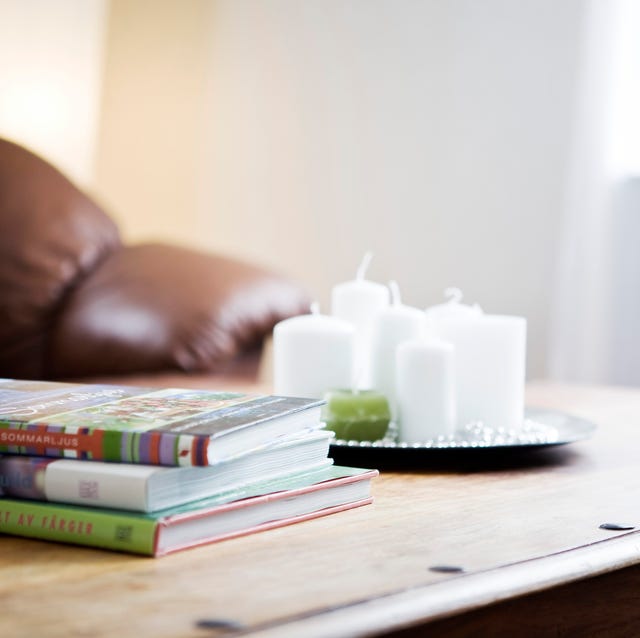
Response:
[328, 408, 597, 465]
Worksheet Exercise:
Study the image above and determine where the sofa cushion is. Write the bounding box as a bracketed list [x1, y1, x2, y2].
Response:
[48, 243, 309, 377]
[0, 138, 121, 379]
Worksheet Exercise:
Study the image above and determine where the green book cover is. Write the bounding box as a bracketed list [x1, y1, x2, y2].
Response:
[0, 465, 377, 556]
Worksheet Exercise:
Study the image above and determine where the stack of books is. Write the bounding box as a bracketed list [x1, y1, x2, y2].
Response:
[0, 379, 377, 556]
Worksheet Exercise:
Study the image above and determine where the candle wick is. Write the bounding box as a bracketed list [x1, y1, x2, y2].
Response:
[356, 251, 373, 281]
[310, 302, 320, 315]
[389, 280, 402, 306]
[353, 364, 366, 394]
[444, 287, 463, 305]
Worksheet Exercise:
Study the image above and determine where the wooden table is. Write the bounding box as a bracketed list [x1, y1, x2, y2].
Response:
[3, 382, 640, 637]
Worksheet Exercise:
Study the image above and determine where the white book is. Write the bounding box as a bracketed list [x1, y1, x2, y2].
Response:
[0, 430, 333, 512]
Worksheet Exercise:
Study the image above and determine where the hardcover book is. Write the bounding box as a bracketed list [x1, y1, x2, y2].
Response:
[0, 429, 333, 512]
[0, 465, 378, 556]
[0, 379, 323, 467]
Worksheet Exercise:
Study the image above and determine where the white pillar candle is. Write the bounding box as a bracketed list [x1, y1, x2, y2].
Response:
[396, 339, 456, 443]
[425, 288, 527, 430]
[331, 253, 389, 388]
[370, 282, 424, 418]
[273, 304, 355, 398]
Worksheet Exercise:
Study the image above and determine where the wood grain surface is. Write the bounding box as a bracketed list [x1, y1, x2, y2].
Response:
[2, 382, 640, 637]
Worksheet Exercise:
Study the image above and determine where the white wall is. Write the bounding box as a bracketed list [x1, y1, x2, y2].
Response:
[93, 0, 586, 379]
[196, 0, 584, 378]
[94, 0, 212, 244]
[0, 0, 107, 186]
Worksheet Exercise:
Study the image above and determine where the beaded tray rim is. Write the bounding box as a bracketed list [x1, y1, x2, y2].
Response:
[329, 407, 597, 451]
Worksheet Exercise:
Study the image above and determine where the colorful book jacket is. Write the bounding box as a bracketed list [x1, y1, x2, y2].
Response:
[0, 379, 323, 467]
[0, 465, 378, 556]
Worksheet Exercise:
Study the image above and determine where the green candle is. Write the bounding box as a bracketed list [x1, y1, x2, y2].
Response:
[322, 389, 391, 442]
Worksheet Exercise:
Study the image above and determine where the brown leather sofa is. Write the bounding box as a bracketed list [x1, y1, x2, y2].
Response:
[0, 137, 308, 389]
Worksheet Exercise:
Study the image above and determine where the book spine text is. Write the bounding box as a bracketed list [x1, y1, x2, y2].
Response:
[0, 422, 207, 466]
[0, 499, 157, 555]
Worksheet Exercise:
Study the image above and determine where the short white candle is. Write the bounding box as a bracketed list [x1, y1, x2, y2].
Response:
[273, 303, 355, 398]
[396, 339, 456, 443]
[331, 253, 389, 388]
[425, 288, 527, 430]
[370, 281, 424, 418]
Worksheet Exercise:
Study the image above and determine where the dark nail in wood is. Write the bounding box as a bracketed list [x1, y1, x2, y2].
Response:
[195, 618, 244, 632]
[599, 522, 636, 531]
[429, 565, 465, 573]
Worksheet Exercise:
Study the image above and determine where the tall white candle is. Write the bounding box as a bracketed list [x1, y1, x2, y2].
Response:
[425, 289, 527, 430]
[396, 339, 456, 443]
[331, 253, 389, 388]
[370, 282, 424, 418]
[273, 304, 355, 398]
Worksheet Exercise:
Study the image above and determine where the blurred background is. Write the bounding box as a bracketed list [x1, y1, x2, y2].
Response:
[1, 0, 639, 384]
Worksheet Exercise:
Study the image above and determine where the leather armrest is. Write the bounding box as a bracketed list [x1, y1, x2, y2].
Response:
[0, 138, 121, 379]
[48, 243, 310, 378]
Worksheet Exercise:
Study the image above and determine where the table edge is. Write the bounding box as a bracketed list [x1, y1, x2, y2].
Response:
[243, 530, 640, 638]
